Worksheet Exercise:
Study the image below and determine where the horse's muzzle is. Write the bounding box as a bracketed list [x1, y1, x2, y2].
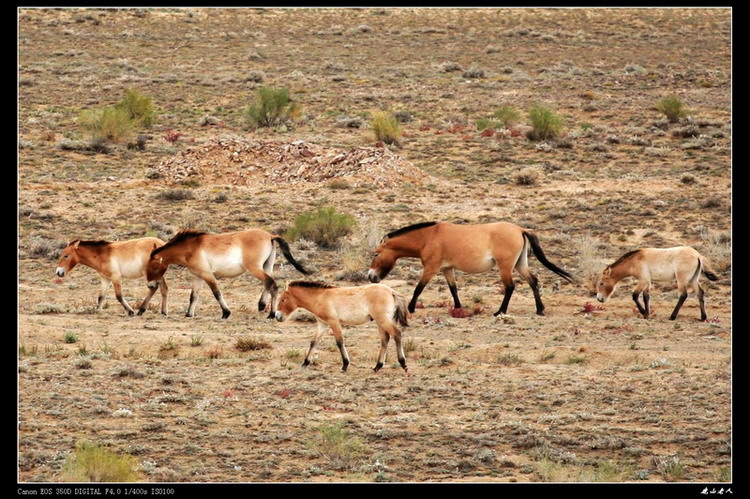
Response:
[147, 280, 159, 290]
[596, 294, 605, 303]
[367, 269, 381, 283]
[55, 268, 65, 278]
[274, 311, 284, 322]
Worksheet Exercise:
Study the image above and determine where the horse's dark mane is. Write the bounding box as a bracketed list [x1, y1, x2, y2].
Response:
[71, 239, 110, 247]
[386, 221, 437, 239]
[609, 249, 642, 268]
[151, 230, 206, 256]
[288, 280, 337, 289]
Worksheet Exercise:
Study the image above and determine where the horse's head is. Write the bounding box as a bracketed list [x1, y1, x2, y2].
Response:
[55, 240, 81, 277]
[367, 238, 398, 283]
[595, 266, 617, 302]
[274, 287, 299, 322]
[145, 251, 169, 289]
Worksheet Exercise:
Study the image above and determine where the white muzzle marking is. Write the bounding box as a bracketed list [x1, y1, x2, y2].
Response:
[274, 311, 284, 322]
[55, 267, 65, 277]
[596, 293, 605, 303]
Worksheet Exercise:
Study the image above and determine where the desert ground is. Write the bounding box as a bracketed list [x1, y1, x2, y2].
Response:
[18, 8, 731, 483]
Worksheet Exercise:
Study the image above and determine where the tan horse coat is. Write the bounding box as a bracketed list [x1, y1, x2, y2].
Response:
[596, 246, 719, 320]
[56, 237, 168, 315]
[368, 221, 574, 316]
[146, 229, 310, 319]
[274, 281, 409, 373]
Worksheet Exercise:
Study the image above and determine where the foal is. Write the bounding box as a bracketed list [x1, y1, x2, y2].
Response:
[274, 281, 410, 373]
[55, 237, 168, 316]
[596, 246, 719, 321]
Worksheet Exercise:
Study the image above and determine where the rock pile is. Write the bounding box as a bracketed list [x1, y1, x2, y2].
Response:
[154, 138, 430, 188]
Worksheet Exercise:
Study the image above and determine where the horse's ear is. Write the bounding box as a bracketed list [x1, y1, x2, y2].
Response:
[603, 266, 612, 277]
[380, 235, 389, 245]
[72, 240, 80, 250]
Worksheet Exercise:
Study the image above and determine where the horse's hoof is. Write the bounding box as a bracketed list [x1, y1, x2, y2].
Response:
[136, 309, 146, 316]
[301, 360, 310, 368]
[266, 312, 275, 320]
[222, 311, 231, 319]
[127, 311, 135, 316]
[373, 362, 383, 373]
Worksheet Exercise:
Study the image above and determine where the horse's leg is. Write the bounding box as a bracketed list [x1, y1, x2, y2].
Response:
[695, 282, 708, 321]
[327, 319, 350, 372]
[159, 277, 169, 316]
[258, 247, 276, 314]
[374, 326, 390, 372]
[302, 321, 326, 368]
[494, 266, 516, 316]
[198, 273, 231, 319]
[514, 256, 544, 316]
[186, 276, 204, 317]
[389, 324, 408, 373]
[111, 278, 136, 316]
[669, 282, 689, 321]
[632, 281, 649, 318]
[408, 262, 440, 313]
[136, 282, 158, 316]
[97, 278, 110, 311]
[246, 266, 279, 319]
[442, 267, 462, 309]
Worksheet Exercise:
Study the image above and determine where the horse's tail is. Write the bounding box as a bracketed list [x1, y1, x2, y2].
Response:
[523, 231, 576, 283]
[700, 258, 720, 281]
[392, 291, 409, 328]
[272, 237, 313, 275]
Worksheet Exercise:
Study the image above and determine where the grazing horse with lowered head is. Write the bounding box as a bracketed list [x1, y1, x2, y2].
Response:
[55, 237, 168, 316]
[368, 221, 575, 316]
[146, 229, 311, 319]
[274, 281, 410, 373]
[596, 246, 719, 321]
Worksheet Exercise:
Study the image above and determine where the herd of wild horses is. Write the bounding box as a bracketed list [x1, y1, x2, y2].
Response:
[54, 221, 719, 372]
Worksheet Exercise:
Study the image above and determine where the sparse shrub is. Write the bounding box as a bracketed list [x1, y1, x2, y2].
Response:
[493, 106, 521, 127]
[656, 96, 687, 123]
[371, 111, 402, 145]
[438, 61, 463, 73]
[114, 88, 155, 127]
[61, 441, 141, 482]
[63, 332, 78, 344]
[463, 67, 487, 79]
[286, 206, 356, 249]
[245, 70, 265, 83]
[235, 337, 272, 352]
[307, 423, 366, 470]
[512, 167, 542, 186]
[78, 107, 134, 144]
[155, 189, 194, 201]
[243, 86, 300, 129]
[527, 105, 564, 141]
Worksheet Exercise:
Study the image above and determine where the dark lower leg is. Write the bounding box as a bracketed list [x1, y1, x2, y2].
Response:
[670, 292, 688, 320]
[528, 275, 544, 315]
[633, 291, 648, 318]
[494, 283, 515, 316]
[448, 284, 461, 309]
[408, 282, 427, 313]
[697, 286, 707, 321]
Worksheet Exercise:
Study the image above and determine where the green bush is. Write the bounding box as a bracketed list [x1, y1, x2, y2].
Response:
[244, 86, 299, 129]
[475, 107, 522, 131]
[62, 441, 141, 482]
[78, 107, 134, 144]
[371, 110, 401, 144]
[285, 206, 357, 249]
[493, 105, 521, 127]
[115, 88, 155, 127]
[656, 96, 687, 122]
[527, 105, 564, 141]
